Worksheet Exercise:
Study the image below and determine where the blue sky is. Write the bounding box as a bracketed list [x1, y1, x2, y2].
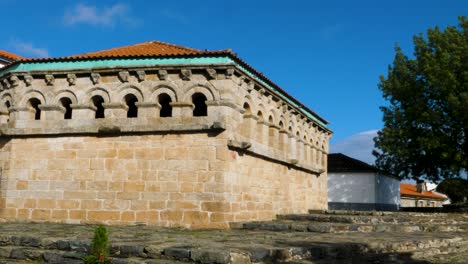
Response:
[1, 0, 466, 163]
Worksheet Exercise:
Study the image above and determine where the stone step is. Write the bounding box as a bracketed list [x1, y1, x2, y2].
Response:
[1, 222, 468, 263]
[239, 220, 468, 233]
[1, 236, 467, 264]
[280, 213, 467, 225]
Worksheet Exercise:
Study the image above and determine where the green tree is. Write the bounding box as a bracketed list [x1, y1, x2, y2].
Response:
[84, 225, 113, 264]
[373, 16, 468, 183]
[436, 178, 468, 203]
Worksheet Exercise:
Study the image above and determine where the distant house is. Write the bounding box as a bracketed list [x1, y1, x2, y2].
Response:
[400, 182, 448, 208]
[328, 153, 400, 211]
[0, 50, 23, 68]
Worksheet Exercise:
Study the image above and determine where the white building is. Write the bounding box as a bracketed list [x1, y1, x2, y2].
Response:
[328, 153, 400, 211]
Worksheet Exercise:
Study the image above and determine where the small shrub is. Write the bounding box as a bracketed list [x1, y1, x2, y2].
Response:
[83, 226, 113, 264]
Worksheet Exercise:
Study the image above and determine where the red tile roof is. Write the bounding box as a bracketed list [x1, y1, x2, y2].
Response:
[400, 183, 447, 200]
[0, 50, 25, 60]
[66, 40, 226, 59]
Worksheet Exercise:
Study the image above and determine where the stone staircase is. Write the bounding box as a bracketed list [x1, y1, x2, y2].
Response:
[0, 210, 466, 263]
[239, 210, 468, 234]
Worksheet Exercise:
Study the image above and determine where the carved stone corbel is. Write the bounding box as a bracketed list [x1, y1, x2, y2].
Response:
[118, 71, 130, 82]
[45, 74, 54, 86]
[67, 74, 77, 86]
[226, 68, 234, 79]
[237, 76, 245, 87]
[91, 73, 101, 84]
[2, 79, 10, 89]
[180, 69, 191, 81]
[24, 75, 33, 86]
[246, 79, 254, 92]
[158, 70, 168, 80]
[9, 76, 20, 87]
[136, 70, 146, 82]
[206, 68, 217, 80]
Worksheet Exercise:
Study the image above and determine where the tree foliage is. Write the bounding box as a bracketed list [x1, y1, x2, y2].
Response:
[436, 178, 468, 203]
[374, 16, 468, 182]
[84, 226, 113, 264]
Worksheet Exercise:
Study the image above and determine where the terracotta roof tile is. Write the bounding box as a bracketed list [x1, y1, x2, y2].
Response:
[0, 50, 25, 60]
[66, 40, 222, 59]
[400, 183, 447, 200]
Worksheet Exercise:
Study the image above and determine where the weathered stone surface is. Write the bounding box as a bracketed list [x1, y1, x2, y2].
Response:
[163, 247, 191, 259]
[190, 248, 231, 264]
[0, 220, 467, 263]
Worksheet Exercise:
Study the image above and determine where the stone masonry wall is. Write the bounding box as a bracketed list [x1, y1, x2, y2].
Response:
[0, 133, 326, 228]
[0, 65, 331, 228]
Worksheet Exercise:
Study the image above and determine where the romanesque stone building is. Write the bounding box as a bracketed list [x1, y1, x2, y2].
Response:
[0, 41, 332, 228]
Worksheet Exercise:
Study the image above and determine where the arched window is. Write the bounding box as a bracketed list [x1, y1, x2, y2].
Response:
[158, 93, 172, 117]
[268, 115, 274, 124]
[4, 101, 11, 122]
[60, 97, 73, 120]
[192, 93, 207, 117]
[279, 121, 284, 129]
[243, 103, 251, 116]
[28, 98, 41, 120]
[92, 96, 105, 119]
[125, 94, 138, 118]
[257, 111, 263, 121]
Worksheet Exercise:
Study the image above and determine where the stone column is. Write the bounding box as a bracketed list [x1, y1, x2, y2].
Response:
[39, 105, 65, 121]
[70, 104, 97, 119]
[0, 111, 9, 124]
[170, 102, 193, 118]
[304, 143, 311, 166]
[279, 129, 289, 155]
[9, 106, 36, 121]
[288, 133, 297, 160]
[296, 139, 304, 163]
[322, 151, 328, 170]
[102, 103, 127, 118]
[268, 124, 280, 150]
[135, 102, 160, 119]
[241, 114, 258, 140]
[256, 120, 268, 145]
[311, 147, 317, 167]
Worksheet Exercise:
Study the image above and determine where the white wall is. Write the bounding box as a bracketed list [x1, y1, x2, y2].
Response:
[376, 174, 400, 206]
[328, 172, 376, 203]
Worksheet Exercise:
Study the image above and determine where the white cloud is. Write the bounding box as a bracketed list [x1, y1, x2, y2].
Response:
[64, 3, 138, 27]
[331, 130, 379, 165]
[9, 39, 49, 58]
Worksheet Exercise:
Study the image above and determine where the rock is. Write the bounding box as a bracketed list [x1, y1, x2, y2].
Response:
[247, 247, 270, 262]
[118, 245, 146, 258]
[230, 252, 251, 264]
[191, 248, 231, 264]
[163, 247, 191, 259]
[9, 248, 26, 259]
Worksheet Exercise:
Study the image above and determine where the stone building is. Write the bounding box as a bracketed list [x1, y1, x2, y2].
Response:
[0, 41, 332, 228]
[400, 182, 448, 208]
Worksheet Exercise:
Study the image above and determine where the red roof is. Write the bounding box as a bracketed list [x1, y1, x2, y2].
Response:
[400, 183, 447, 200]
[0, 50, 25, 60]
[66, 40, 226, 59]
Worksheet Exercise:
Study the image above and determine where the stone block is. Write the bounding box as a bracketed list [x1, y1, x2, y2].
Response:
[87, 210, 120, 221]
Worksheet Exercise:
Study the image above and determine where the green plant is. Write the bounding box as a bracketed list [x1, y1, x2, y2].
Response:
[83, 226, 113, 264]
